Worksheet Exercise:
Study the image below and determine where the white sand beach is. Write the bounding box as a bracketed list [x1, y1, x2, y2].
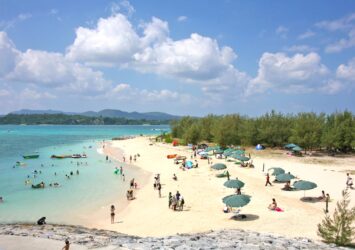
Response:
[87, 136, 355, 240]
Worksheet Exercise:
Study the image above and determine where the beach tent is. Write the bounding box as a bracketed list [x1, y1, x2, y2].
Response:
[255, 144, 264, 150]
[291, 146, 303, 152]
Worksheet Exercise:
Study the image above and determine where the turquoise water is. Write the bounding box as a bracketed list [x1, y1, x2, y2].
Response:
[0, 125, 168, 224]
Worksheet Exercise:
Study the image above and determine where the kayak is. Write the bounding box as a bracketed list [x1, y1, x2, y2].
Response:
[167, 154, 177, 159]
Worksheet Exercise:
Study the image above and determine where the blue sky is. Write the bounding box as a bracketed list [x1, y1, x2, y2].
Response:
[0, 0, 354, 116]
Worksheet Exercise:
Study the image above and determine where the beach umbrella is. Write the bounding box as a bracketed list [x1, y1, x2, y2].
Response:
[293, 180, 317, 197]
[198, 151, 208, 156]
[222, 194, 251, 208]
[276, 173, 296, 182]
[268, 167, 285, 176]
[211, 163, 227, 170]
[236, 155, 250, 162]
[214, 149, 224, 154]
[224, 179, 245, 189]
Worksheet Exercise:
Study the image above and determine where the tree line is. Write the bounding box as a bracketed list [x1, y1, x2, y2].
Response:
[0, 114, 170, 125]
[170, 111, 354, 153]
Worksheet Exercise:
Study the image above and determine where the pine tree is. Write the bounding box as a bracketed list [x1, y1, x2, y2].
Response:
[317, 190, 355, 246]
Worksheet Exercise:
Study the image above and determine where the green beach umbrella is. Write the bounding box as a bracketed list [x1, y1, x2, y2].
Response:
[224, 179, 245, 189]
[293, 180, 317, 197]
[222, 194, 251, 208]
[268, 167, 285, 176]
[236, 155, 250, 162]
[214, 149, 224, 154]
[211, 163, 227, 170]
[276, 173, 296, 182]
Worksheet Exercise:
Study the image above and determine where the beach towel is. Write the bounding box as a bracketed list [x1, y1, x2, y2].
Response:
[275, 207, 283, 212]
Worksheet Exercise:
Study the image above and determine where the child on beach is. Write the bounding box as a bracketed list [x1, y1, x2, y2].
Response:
[268, 199, 277, 210]
[110, 205, 115, 224]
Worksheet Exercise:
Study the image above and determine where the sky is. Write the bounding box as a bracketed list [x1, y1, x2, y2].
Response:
[0, 0, 354, 116]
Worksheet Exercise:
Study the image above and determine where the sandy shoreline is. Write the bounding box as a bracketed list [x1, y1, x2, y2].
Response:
[87, 136, 354, 240]
[0, 136, 353, 249]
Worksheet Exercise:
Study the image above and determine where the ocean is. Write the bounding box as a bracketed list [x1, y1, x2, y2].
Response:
[0, 125, 168, 224]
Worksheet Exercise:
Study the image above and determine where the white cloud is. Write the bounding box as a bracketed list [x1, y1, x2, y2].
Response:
[298, 30, 315, 40]
[336, 58, 355, 81]
[0, 31, 111, 94]
[177, 16, 187, 22]
[20, 88, 56, 100]
[0, 13, 32, 31]
[316, 13, 355, 31]
[247, 52, 329, 95]
[110, 0, 135, 16]
[285, 45, 317, 53]
[0, 32, 20, 76]
[275, 25, 288, 39]
[325, 28, 355, 53]
[66, 14, 140, 66]
[0, 89, 10, 97]
[112, 83, 130, 93]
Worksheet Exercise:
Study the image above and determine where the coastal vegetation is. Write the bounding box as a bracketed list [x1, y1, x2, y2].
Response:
[318, 190, 355, 246]
[170, 111, 354, 153]
[0, 114, 170, 125]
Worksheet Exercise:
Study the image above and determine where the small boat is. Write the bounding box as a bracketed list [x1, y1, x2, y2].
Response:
[167, 154, 177, 159]
[16, 161, 27, 167]
[23, 154, 39, 159]
[51, 155, 71, 159]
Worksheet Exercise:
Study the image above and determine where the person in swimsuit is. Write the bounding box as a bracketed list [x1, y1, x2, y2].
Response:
[110, 205, 115, 224]
[268, 198, 277, 210]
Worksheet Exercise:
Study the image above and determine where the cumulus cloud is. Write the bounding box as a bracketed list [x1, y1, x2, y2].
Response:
[336, 58, 355, 81]
[66, 14, 140, 66]
[0, 32, 20, 76]
[110, 0, 135, 16]
[65, 13, 248, 100]
[20, 88, 56, 100]
[0, 31, 111, 94]
[247, 52, 329, 95]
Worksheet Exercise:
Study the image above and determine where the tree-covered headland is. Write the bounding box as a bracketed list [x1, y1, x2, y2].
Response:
[170, 111, 354, 153]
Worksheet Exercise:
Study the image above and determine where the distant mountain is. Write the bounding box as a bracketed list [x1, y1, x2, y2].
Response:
[9, 109, 180, 121]
[10, 109, 76, 115]
[80, 109, 180, 120]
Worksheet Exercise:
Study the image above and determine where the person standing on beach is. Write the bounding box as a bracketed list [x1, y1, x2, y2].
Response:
[226, 171, 230, 180]
[168, 192, 172, 208]
[130, 155, 132, 163]
[110, 205, 115, 224]
[265, 173, 272, 186]
[62, 239, 70, 250]
[157, 183, 162, 198]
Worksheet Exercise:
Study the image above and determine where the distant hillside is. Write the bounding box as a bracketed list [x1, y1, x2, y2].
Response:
[9, 109, 180, 121]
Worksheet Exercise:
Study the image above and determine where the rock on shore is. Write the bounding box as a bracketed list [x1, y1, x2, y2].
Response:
[0, 224, 349, 249]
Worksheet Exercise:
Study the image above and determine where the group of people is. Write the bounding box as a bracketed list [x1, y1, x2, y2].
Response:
[168, 191, 185, 211]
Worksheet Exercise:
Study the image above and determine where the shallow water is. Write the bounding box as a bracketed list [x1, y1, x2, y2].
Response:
[0, 125, 168, 224]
